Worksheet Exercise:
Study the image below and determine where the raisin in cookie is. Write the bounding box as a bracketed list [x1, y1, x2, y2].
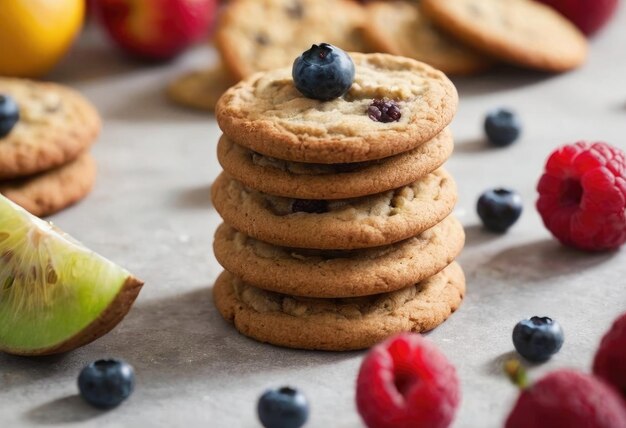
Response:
[213, 262, 465, 351]
[364, 0, 491, 75]
[421, 0, 587, 72]
[212, 215, 465, 298]
[215, 0, 370, 81]
[0, 153, 96, 217]
[216, 52, 458, 163]
[212, 169, 457, 249]
[217, 127, 454, 200]
[0, 78, 101, 180]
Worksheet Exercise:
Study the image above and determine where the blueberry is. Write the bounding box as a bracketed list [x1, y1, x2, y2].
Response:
[477, 188, 523, 233]
[0, 94, 20, 138]
[292, 43, 354, 101]
[258, 386, 309, 428]
[513, 317, 564, 362]
[78, 359, 135, 409]
[484, 108, 521, 147]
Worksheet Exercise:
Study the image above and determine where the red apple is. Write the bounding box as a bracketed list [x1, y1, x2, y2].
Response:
[94, 0, 217, 60]
[536, 0, 619, 36]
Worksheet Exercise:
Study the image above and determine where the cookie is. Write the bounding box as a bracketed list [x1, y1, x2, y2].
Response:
[421, 0, 587, 72]
[363, 1, 490, 76]
[212, 169, 457, 249]
[167, 64, 235, 112]
[213, 215, 465, 298]
[216, 52, 458, 164]
[0, 78, 101, 180]
[214, 0, 370, 81]
[213, 261, 465, 351]
[0, 153, 96, 217]
[217, 127, 454, 200]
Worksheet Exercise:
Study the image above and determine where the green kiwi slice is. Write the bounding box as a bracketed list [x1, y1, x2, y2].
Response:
[0, 195, 143, 356]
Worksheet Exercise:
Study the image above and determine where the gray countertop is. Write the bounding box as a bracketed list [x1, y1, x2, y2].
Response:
[1, 11, 625, 428]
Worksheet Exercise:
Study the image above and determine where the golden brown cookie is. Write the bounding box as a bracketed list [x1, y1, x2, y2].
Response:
[213, 215, 465, 298]
[216, 53, 458, 164]
[212, 169, 457, 249]
[364, 1, 491, 75]
[421, 0, 587, 72]
[213, 262, 465, 351]
[0, 78, 101, 180]
[0, 153, 96, 217]
[217, 127, 454, 200]
[167, 64, 235, 112]
[215, 0, 370, 81]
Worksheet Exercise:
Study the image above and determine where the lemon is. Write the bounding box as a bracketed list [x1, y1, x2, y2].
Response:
[0, 0, 85, 78]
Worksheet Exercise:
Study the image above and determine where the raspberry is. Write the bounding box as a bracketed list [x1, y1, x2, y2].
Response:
[505, 370, 626, 428]
[356, 333, 460, 428]
[536, 141, 626, 251]
[368, 99, 401, 123]
[593, 312, 626, 400]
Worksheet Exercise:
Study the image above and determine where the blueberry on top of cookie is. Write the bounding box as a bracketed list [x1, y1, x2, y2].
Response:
[0, 94, 20, 138]
[292, 43, 355, 101]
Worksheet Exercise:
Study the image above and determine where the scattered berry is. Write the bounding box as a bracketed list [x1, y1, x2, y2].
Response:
[536, 141, 626, 251]
[477, 188, 523, 233]
[292, 43, 355, 101]
[512, 317, 564, 362]
[356, 333, 460, 428]
[484, 108, 521, 147]
[291, 199, 328, 214]
[78, 359, 135, 409]
[505, 369, 626, 428]
[0, 94, 20, 138]
[593, 312, 626, 400]
[257, 386, 309, 428]
[368, 99, 401, 123]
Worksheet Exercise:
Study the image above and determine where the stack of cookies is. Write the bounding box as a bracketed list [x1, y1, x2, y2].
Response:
[211, 52, 466, 351]
[0, 78, 101, 217]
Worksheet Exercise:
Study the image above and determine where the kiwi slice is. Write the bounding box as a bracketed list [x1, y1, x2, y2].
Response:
[0, 195, 143, 356]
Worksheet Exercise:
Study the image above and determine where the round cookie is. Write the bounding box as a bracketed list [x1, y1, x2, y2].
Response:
[217, 127, 454, 200]
[421, 0, 587, 72]
[213, 262, 466, 351]
[212, 169, 457, 249]
[213, 215, 465, 298]
[0, 153, 97, 217]
[364, 1, 491, 76]
[216, 52, 458, 164]
[215, 0, 370, 81]
[0, 78, 101, 180]
[167, 64, 235, 112]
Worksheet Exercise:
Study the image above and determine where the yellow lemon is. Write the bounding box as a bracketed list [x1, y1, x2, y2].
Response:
[0, 1, 85, 78]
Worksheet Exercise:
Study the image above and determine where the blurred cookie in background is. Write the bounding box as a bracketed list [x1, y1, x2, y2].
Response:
[167, 63, 235, 112]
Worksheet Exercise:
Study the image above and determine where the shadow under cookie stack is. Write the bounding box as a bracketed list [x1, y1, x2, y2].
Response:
[211, 52, 466, 351]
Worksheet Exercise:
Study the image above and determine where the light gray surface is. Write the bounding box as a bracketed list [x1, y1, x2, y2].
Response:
[1, 12, 625, 427]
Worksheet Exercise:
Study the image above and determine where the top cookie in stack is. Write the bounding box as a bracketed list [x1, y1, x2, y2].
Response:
[0, 78, 101, 217]
[211, 47, 466, 351]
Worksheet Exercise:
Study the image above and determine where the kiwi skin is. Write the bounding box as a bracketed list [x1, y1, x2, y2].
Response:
[1, 276, 144, 357]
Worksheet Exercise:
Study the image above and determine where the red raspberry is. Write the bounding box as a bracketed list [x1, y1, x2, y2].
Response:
[505, 369, 626, 428]
[536, 141, 626, 251]
[355, 333, 460, 428]
[593, 312, 626, 400]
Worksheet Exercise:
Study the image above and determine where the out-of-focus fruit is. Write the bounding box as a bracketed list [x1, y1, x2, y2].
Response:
[0, 0, 85, 78]
[593, 312, 626, 400]
[94, 0, 218, 61]
[484, 108, 522, 147]
[512, 317, 564, 362]
[536, 0, 619, 36]
[0, 195, 144, 356]
[0, 95, 20, 138]
[505, 369, 626, 428]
